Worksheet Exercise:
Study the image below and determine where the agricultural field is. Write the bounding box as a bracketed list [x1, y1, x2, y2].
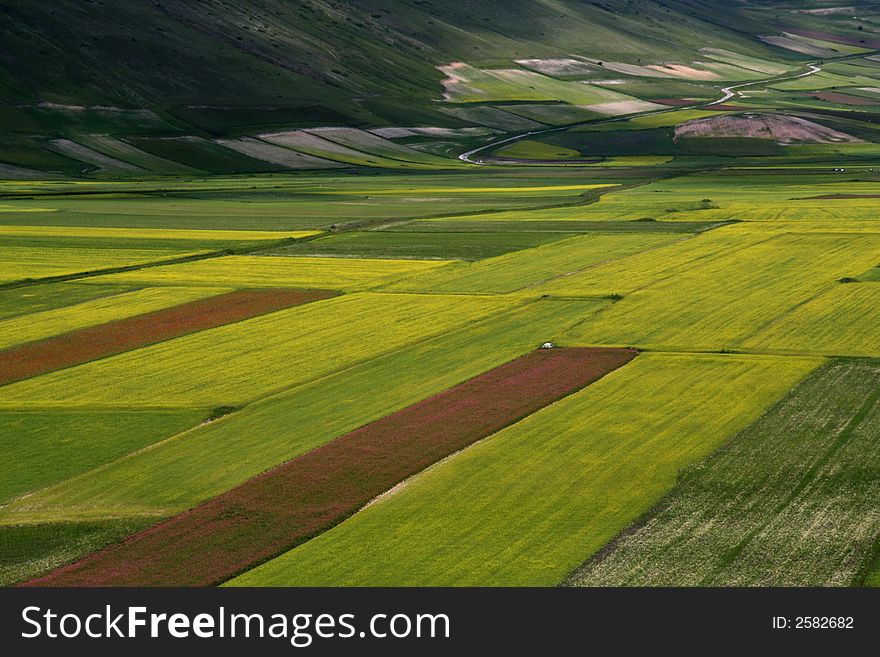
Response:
[389, 218, 720, 234]
[567, 359, 880, 587]
[0, 240, 209, 285]
[0, 410, 207, 506]
[0, 223, 322, 286]
[555, 230, 880, 352]
[0, 172, 625, 231]
[4, 0, 880, 592]
[0, 293, 512, 407]
[743, 283, 880, 356]
[265, 230, 570, 260]
[85, 255, 453, 290]
[0, 520, 153, 587]
[0, 286, 230, 350]
[495, 140, 583, 160]
[0, 282, 137, 321]
[381, 232, 682, 294]
[0, 289, 335, 386]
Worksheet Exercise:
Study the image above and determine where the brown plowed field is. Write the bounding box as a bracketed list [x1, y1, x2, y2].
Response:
[786, 28, 880, 50]
[0, 288, 336, 386]
[25, 346, 637, 587]
[811, 92, 877, 106]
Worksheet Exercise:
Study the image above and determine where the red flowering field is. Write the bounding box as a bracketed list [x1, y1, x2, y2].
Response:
[0, 288, 336, 386]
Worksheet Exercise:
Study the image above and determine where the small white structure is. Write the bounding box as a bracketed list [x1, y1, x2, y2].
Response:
[540, 342, 555, 349]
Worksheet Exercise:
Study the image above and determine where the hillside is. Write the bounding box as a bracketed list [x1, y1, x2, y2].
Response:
[1, 0, 878, 175]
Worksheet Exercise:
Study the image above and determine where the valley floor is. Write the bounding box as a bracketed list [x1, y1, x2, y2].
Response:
[4, 31, 880, 586]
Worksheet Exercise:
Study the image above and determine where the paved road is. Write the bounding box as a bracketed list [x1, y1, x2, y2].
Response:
[708, 64, 821, 106]
[458, 59, 828, 165]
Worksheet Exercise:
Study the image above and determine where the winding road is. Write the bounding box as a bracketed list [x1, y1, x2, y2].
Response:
[458, 60, 827, 165]
[707, 63, 821, 106]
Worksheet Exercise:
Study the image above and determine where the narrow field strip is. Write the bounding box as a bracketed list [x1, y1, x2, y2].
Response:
[0, 246, 214, 286]
[335, 184, 619, 194]
[87, 255, 453, 290]
[1, 519, 155, 587]
[226, 353, 817, 587]
[0, 283, 134, 322]
[0, 409, 206, 505]
[25, 347, 635, 586]
[0, 286, 230, 351]
[567, 359, 880, 587]
[381, 233, 681, 294]
[0, 293, 512, 408]
[0, 225, 320, 242]
[0, 288, 336, 386]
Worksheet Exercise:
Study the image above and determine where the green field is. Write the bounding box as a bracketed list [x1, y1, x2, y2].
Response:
[0, 519, 154, 586]
[387, 219, 723, 234]
[0, 282, 134, 320]
[261, 230, 569, 260]
[0, 409, 205, 505]
[382, 232, 682, 294]
[567, 359, 880, 587]
[495, 140, 582, 160]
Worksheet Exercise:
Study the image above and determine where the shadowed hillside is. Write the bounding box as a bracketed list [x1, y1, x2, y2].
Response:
[1, 0, 877, 175]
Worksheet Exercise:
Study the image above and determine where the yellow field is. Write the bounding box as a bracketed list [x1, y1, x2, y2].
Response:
[734, 221, 880, 234]
[0, 246, 211, 284]
[559, 231, 880, 351]
[381, 233, 682, 294]
[0, 286, 230, 350]
[86, 255, 453, 290]
[0, 293, 515, 407]
[427, 175, 876, 224]
[744, 283, 880, 357]
[0, 205, 56, 213]
[0, 225, 319, 241]
[683, 200, 880, 223]
[536, 226, 765, 296]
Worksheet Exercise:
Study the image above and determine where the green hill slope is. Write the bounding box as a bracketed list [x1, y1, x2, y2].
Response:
[1, 0, 877, 175]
